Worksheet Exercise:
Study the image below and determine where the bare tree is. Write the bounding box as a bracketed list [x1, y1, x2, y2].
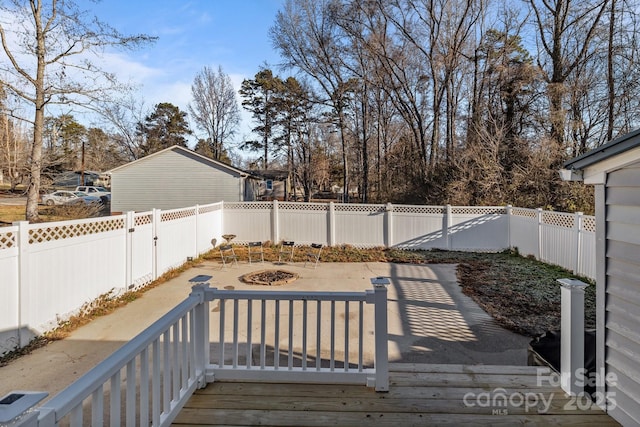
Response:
[528, 0, 609, 158]
[0, 111, 29, 191]
[188, 66, 240, 160]
[95, 95, 149, 161]
[271, 0, 356, 202]
[0, 0, 155, 221]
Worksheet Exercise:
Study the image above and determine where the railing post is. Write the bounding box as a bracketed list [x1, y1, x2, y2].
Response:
[370, 277, 389, 392]
[558, 278, 588, 396]
[0, 391, 48, 427]
[189, 278, 212, 388]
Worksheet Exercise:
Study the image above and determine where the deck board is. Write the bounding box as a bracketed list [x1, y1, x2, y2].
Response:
[172, 364, 620, 426]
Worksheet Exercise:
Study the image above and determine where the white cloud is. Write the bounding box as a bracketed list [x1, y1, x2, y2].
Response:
[100, 51, 164, 82]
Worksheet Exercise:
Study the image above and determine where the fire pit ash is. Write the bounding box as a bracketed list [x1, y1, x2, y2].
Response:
[242, 269, 299, 286]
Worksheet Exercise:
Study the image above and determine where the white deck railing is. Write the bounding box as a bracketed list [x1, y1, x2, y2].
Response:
[33, 289, 205, 427]
[204, 279, 389, 390]
[6, 278, 389, 426]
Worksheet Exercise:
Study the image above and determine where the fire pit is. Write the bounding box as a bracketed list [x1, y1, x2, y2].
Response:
[242, 269, 299, 286]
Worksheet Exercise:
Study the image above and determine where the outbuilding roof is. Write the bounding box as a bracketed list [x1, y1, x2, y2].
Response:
[108, 145, 259, 179]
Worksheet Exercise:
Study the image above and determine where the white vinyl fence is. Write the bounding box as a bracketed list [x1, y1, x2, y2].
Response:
[0, 201, 595, 355]
[0, 203, 224, 354]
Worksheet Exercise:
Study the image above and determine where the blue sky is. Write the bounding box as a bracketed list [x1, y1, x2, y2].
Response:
[88, 0, 286, 147]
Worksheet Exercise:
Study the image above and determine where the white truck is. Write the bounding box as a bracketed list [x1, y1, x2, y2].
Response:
[75, 186, 111, 202]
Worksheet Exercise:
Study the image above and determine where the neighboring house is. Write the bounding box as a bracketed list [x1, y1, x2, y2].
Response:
[108, 145, 258, 213]
[562, 128, 640, 426]
[253, 169, 293, 201]
[53, 170, 101, 187]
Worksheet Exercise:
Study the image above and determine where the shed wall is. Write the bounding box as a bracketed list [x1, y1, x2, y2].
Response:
[605, 161, 640, 425]
[111, 149, 242, 212]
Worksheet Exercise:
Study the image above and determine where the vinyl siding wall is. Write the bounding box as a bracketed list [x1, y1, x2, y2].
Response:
[111, 148, 243, 212]
[605, 161, 640, 426]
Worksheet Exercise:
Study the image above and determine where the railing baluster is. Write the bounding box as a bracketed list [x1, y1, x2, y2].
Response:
[233, 299, 239, 368]
[302, 300, 308, 370]
[316, 300, 321, 371]
[275, 300, 280, 369]
[260, 299, 266, 369]
[247, 299, 253, 368]
[330, 300, 336, 371]
[139, 347, 149, 427]
[110, 370, 121, 427]
[162, 330, 170, 413]
[219, 298, 225, 367]
[288, 300, 294, 370]
[91, 386, 104, 426]
[181, 314, 188, 388]
[152, 339, 160, 426]
[126, 358, 136, 426]
[189, 309, 196, 380]
[344, 301, 349, 371]
[69, 402, 82, 426]
[172, 323, 180, 402]
[358, 301, 364, 372]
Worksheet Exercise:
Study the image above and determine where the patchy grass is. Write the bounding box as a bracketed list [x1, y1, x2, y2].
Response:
[0, 246, 593, 365]
[0, 204, 104, 224]
[0, 204, 66, 224]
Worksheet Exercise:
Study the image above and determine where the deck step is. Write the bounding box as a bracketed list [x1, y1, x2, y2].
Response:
[172, 363, 618, 426]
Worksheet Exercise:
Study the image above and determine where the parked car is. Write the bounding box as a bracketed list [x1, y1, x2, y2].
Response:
[75, 186, 111, 202]
[41, 191, 102, 206]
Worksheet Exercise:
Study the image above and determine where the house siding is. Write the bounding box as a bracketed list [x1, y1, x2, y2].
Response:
[605, 161, 640, 425]
[111, 148, 242, 212]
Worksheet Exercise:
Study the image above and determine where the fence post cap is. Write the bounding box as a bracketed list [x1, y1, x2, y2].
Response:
[370, 277, 390, 287]
[557, 278, 588, 290]
[189, 274, 213, 284]
[0, 391, 48, 423]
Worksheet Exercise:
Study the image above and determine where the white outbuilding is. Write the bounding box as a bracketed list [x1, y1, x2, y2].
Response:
[108, 145, 258, 213]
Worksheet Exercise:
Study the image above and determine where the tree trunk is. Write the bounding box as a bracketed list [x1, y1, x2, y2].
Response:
[26, 7, 46, 222]
[338, 109, 349, 202]
[360, 91, 369, 203]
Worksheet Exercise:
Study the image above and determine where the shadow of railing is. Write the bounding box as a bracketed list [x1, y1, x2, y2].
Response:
[395, 213, 507, 249]
[385, 263, 530, 365]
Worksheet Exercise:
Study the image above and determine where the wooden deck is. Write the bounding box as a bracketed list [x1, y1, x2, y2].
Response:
[173, 364, 620, 426]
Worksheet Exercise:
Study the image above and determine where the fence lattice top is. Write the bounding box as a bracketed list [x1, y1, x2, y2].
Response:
[28, 218, 125, 243]
[161, 208, 196, 222]
[0, 230, 15, 249]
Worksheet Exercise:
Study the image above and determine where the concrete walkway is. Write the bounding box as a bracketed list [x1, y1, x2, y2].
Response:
[0, 261, 530, 403]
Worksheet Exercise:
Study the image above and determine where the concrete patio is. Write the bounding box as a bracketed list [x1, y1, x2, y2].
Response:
[0, 260, 531, 403]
